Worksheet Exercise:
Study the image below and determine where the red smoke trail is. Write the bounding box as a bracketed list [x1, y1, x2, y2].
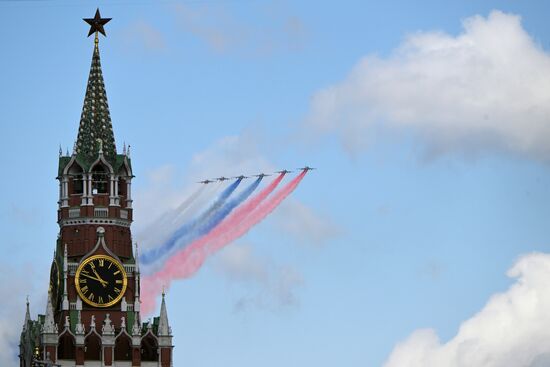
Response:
[141, 171, 307, 314]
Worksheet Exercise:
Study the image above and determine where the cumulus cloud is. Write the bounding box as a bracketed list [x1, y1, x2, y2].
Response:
[172, 3, 308, 55]
[213, 243, 303, 312]
[271, 199, 341, 247]
[384, 252, 550, 367]
[305, 11, 550, 160]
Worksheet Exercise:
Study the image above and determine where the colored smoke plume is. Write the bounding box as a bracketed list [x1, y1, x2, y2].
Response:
[140, 171, 306, 314]
[142, 178, 262, 273]
[141, 179, 242, 265]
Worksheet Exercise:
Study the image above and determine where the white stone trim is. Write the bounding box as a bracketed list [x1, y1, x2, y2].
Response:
[58, 217, 132, 228]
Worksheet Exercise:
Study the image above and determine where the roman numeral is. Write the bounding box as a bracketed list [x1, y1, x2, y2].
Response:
[81, 286, 88, 294]
[108, 295, 114, 302]
[81, 270, 90, 275]
[114, 288, 121, 294]
[89, 293, 94, 301]
[98, 259, 104, 267]
[89, 262, 95, 269]
[108, 261, 113, 269]
[80, 278, 87, 284]
[98, 296, 104, 304]
[113, 270, 120, 275]
[116, 280, 122, 284]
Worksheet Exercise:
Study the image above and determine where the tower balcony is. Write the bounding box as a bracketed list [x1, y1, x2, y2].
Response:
[60, 206, 132, 223]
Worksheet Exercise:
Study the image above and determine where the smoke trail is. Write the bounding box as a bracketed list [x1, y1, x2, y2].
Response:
[171, 181, 222, 227]
[137, 184, 212, 251]
[142, 177, 263, 272]
[141, 171, 306, 314]
[197, 177, 263, 236]
[141, 179, 242, 266]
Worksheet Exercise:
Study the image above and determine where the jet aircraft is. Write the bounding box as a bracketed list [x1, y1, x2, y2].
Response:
[198, 179, 214, 184]
[298, 166, 316, 171]
[233, 175, 249, 180]
[275, 169, 292, 174]
[216, 176, 230, 182]
[253, 173, 271, 178]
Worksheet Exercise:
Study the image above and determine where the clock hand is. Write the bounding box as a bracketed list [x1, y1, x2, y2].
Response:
[91, 268, 108, 287]
[80, 272, 108, 287]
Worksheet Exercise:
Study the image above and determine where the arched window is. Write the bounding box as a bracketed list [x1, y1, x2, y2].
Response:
[58, 332, 75, 360]
[114, 333, 132, 361]
[140, 333, 158, 361]
[91, 165, 109, 194]
[84, 332, 101, 360]
[118, 177, 127, 197]
[68, 163, 84, 195]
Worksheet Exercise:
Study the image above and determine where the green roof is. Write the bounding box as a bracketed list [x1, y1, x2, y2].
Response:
[58, 153, 132, 176]
[75, 41, 117, 164]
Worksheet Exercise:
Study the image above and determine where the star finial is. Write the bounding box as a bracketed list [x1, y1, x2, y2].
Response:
[83, 8, 111, 38]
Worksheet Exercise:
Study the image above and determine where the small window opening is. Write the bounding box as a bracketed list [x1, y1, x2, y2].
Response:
[92, 165, 109, 194]
[73, 175, 83, 194]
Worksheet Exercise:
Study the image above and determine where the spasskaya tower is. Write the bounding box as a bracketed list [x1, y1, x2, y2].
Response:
[19, 9, 174, 367]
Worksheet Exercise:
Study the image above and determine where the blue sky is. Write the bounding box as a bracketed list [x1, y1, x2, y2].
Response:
[2, 1, 550, 366]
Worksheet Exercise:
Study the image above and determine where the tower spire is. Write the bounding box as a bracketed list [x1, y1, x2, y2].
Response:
[22, 296, 30, 331]
[42, 291, 57, 334]
[158, 291, 171, 336]
[76, 9, 116, 163]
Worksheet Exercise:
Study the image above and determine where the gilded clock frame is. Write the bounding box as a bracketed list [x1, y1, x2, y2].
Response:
[50, 260, 60, 300]
[75, 254, 128, 308]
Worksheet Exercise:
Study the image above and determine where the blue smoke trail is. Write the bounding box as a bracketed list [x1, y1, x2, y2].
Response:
[194, 177, 262, 239]
[141, 179, 242, 266]
[137, 184, 209, 251]
[142, 177, 262, 271]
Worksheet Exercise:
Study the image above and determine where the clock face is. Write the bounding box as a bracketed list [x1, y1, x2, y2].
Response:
[75, 255, 127, 308]
[49, 260, 60, 306]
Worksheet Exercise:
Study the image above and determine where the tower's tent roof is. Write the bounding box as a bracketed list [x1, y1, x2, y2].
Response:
[75, 41, 116, 165]
[58, 154, 131, 176]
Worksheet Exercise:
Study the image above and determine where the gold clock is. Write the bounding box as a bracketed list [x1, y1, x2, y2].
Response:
[49, 260, 60, 306]
[75, 255, 127, 308]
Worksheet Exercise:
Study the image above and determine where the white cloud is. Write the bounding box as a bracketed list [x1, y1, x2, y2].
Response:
[187, 133, 275, 180]
[384, 252, 550, 367]
[305, 11, 550, 160]
[213, 243, 303, 312]
[271, 199, 341, 247]
[214, 242, 269, 283]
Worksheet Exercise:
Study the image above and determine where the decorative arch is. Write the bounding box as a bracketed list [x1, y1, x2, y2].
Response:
[57, 329, 76, 360]
[84, 329, 102, 360]
[140, 331, 159, 362]
[65, 160, 85, 195]
[117, 160, 131, 178]
[62, 156, 84, 176]
[114, 331, 132, 361]
[89, 154, 114, 174]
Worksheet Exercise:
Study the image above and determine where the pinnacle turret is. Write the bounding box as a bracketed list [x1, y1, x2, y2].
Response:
[42, 291, 57, 334]
[75, 41, 116, 163]
[22, 297, 30, 331]
[158, 291, 171, 336]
